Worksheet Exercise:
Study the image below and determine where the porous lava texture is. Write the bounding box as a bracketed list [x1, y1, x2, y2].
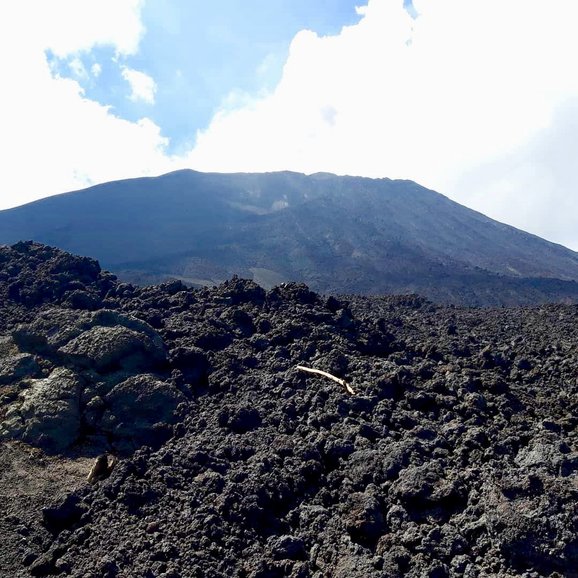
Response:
[0, 242, 577, 577]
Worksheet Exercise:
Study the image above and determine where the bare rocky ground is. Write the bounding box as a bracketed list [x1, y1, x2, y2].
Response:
[0, 241, 577, 577]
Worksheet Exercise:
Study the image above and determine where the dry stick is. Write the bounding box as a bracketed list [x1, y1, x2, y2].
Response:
[296, 365, 356, 395]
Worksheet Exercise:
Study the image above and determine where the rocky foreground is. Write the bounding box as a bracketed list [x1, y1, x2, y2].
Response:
[0, 241, 577, 577]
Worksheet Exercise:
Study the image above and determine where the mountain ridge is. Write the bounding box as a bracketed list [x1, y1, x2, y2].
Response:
[1, 169, 578, 306]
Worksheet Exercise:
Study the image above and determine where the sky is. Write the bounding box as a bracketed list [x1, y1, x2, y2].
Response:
[1, 0, 578, 250]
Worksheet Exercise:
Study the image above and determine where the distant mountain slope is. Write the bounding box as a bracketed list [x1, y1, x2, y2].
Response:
[1, 169, 578, 305]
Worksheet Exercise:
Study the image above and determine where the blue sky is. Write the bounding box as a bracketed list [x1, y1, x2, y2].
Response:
[1, 0, 578, 251]
[46, 0, 364, 155]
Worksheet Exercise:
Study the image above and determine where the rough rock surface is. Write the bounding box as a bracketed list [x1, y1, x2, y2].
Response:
[1, 368, 83, 452]
[0, 242, 577, 577]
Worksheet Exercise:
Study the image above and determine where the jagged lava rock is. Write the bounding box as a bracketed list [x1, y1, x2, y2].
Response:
[0, 243, 577, 578]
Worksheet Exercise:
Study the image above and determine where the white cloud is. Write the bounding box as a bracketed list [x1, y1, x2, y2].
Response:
[186, 0, 578, 249]
[121, 66, 157, 104]
[91, 63, 102, 78]
[69, 57, 88, 79]
[0, 0, 176, 209]
[454, 98, 578, 250]
[38, 0, 145, 57]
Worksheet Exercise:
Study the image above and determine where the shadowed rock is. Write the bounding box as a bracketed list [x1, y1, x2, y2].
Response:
[102, 374, 186, 452]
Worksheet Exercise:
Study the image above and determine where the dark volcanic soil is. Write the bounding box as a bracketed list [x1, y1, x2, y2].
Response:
[0, 242, 577, 578]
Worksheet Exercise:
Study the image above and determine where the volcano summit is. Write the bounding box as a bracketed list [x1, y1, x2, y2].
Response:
[1, 170, 578, 306]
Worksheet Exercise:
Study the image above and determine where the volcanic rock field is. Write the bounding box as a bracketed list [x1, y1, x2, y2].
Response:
[0, 241, 577, 577]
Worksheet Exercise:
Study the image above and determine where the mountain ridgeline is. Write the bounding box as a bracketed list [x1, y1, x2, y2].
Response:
[1, 169, 578, 306]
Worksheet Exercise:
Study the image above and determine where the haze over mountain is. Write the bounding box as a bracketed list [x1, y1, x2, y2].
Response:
[1, 169, 578, 306]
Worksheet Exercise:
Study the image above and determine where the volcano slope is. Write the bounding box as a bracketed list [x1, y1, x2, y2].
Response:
[3, 169, 578, 307]
[0, 242, 577, 578]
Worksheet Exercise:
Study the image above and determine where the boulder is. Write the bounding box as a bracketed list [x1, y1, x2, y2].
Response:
[59, 324, 166, 372]
[12, 309, 93, 353]
[13, 308, 167, 371]
[0, 335, 40, 385]
[483, 479, 578, 572]
[269, 535, 306, 561]
[515, 434, 578, 475]
[101, 374, 186, 451]
[343, 490, 386, 544]
[0, 367, 82, 451]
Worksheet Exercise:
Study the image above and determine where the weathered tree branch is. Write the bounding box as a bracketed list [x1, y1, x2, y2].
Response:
[296, 365, 356, 395]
